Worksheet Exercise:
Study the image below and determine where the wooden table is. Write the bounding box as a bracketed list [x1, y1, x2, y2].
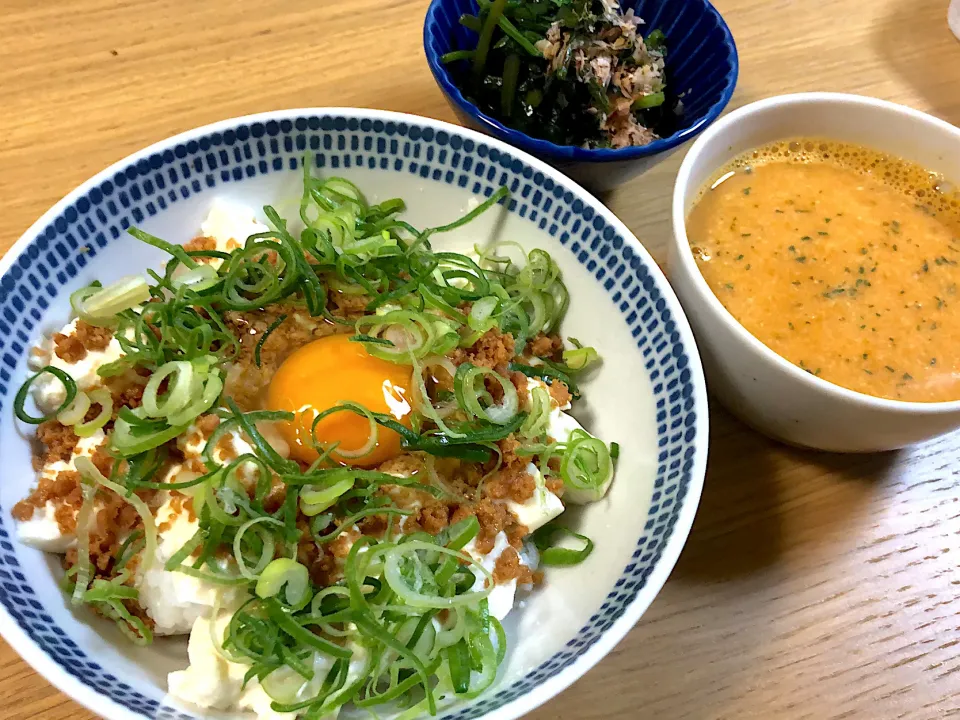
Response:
[1, 0, 959, 718]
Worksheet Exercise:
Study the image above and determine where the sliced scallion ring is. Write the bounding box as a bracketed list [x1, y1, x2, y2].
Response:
[56, 390, 91, 426]
[74, 275, 150, 325]
[453, 362, 519, 425]
[14, 366, 77, 424]
[530, 523, 594, 567]
[74, 388, 113, 437]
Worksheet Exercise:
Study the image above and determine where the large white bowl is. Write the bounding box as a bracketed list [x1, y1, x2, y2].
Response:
[669, 92, 960, 452]
[0, 109, 708, 720]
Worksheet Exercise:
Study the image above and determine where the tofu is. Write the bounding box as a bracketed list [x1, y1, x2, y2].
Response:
[29, 319, 125, 413]
[137, 488, 245, 636]
[536, 383, 616, 506]
[16, 430, 107, 552]
[170, 611, 363, 720]
[199, 199, 269, 262]
[16, 502, 75, 553]
[167, 612, 252, 712]
[463, 531, 539, 621]
[506, 463, 564, 533]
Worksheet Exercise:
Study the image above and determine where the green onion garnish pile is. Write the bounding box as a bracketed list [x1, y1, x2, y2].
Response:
[14, 165, 616, 717]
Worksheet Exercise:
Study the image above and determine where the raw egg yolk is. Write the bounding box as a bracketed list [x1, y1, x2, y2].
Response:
[266, 334, 413, 467]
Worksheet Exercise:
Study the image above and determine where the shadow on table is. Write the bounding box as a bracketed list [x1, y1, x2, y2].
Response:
[667, 406, 784, 582]
[668, 404, 899, 583]
[872, 0, 960, 125]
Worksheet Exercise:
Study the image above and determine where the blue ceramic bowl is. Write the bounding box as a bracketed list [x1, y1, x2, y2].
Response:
[0, 109, 708, 720]
[424, 0, 739, 191]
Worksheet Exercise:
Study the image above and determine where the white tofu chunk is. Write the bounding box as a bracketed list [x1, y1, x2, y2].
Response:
[17, 502, 75, 553]
[506, 463, 564, 533]
[167, 612, 251, 712]
[544, 399, 615, 506]
[29, 319, 125, 413]
[200, 199, 269, 258]
[137, 489, 245, 636]
[462, 531, 540, 621]
[170, 611, 363, 720]
[16, 430, 107, 552]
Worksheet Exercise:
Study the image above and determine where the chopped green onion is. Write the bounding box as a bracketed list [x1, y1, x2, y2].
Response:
[254, 314, 287, 369]
[562, 345, 599, 370]
[531, 524, 594, 566]
[441, 49, 475, 64]
[472, 0, 507, 79]
[56, 390, 91, 426]
[14, 366, 78, 424]
[74, 388, 113, 437]
[454, 363, 519, 425]
[300, 476, 355, 516]
[633, 91, 666, 110]
[256, 559, 311, 607]
[72, 275, 150, 326]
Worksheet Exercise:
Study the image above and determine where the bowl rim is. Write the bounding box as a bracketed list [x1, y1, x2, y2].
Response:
[423, 0, 739, 163]
[0, 107, 709, 720]
[671, 91, 960, 414]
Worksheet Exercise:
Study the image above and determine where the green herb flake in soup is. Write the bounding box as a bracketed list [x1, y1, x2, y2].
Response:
[687, 138, 960, 403]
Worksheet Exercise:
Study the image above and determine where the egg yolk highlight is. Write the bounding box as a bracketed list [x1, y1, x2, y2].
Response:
[266, 334, 413, 467]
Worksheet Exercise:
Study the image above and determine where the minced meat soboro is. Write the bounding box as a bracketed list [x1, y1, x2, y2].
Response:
[687, 138, 960, 403]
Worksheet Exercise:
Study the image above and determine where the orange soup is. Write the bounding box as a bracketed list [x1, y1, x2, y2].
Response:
[687, 139, 960, 403]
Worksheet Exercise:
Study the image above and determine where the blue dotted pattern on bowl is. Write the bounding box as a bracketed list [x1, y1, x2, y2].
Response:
[0, 113, 698, 720]
[424, 0, 738, 162]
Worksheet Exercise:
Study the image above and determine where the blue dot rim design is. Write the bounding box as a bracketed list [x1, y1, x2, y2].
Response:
[423, 0, 739, 163]
[0, 108, 708, 720]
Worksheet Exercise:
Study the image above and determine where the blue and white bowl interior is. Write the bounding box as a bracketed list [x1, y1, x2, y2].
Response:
[0, 110, 707, 720]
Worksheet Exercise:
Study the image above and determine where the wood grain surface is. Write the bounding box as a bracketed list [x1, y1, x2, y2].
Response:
[1, 0, 960, 718]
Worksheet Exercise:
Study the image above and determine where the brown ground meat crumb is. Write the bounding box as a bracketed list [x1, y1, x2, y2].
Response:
[377, 454, 424, 478]
[53, 332, 86, 363]
[483, 464, 536, 504]
[215, 432, 239, 463]
[327, 289, 370, 318]
[450, 499, 527, 555]
[510, 371, 530, 410]
[11, 469, 84, 526]
[549, 380, 572, 409]
[196, 414, 221, 437]
[417, 502, 452, 534]
[223, 304, 341, 410]
[157, 492, 196, 533]
[497, 435, 521, 467]
[183, 236, 217, 255]
[74, 320, 114, 353]
[546, 475, 565, 497]
[298, 531, 340, 587]
[107, 371, 149, 413]
[53, 320, 114, 362]
[432, 457, 487, 498]
[262, 476, 288, 514]
[63, 485, 158, 574]
[400, 499, 453, 536]
[493, 547, 537, 585]
[37, 421, 79, 465]
[453, 328, 515, 369]
[91, 443, 115, 477]
[527, 333, 563, 361]
[358, 514, 389, 537]
[329, 526, 362, 560]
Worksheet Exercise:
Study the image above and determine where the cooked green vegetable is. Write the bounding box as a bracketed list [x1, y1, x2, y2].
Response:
[445, 0, 680, 148]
